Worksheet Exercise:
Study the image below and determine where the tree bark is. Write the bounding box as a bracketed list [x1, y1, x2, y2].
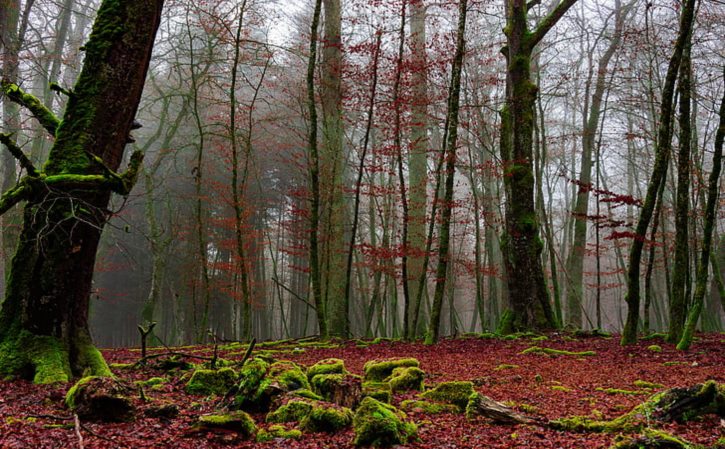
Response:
[0, 0, 163, 383]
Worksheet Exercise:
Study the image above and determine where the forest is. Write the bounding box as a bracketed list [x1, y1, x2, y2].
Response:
[0, 0, 723, 447]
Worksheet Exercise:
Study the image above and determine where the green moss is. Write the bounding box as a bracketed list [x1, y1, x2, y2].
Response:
[307, 358, 346, 379]
[497, 310, 515, 335]
[269, 361, 310, 391]
[74, 336, 111, 378]
[234, 358, 270, 408]
[400, 399, 458, 414]
[266, 399, 315, 423]
[353, 397, 417, 447]
[185, 367, 237, 396]
[65, 376, 97, 409]
[289, 389, 323, 401]
[310, 373, 362, 404]
[596, 387, 645, 396]
[420, 381, 474, 411]
[0, 330, 75, 384]
[299, 403, 353, 433]
[135, 377, 167, 389]
[385, 366, 425, 392]
[633, 380, 665, 390]
[647, 345, 663, 352]
[363, 358, 420, 382]
[196, 411, 256, 438]
[363, 381, 392, 403]
[531, 335, 549, 341]
[495, 364, 519, 371]
[520, 346, 596, 357]
[256, 424, 302, 442]
[641, 333, 667, 340]
[611, 428, 694, 449]
[109, 363, 134, 370]
[550, 385, 573, 392]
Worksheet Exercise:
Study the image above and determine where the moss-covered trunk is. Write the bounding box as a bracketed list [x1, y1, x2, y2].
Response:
[499, 0, 577, 332]
[0, 0, 163, 383]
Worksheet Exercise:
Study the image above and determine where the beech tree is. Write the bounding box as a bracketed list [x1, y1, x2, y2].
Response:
[498, 0, 577, 332]
[0, 0, 163, 383]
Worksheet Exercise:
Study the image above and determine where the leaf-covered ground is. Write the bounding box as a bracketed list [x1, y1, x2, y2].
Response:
[0, 333, 723, 448]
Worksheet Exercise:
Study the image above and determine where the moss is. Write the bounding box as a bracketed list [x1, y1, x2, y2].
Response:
[65, 376, 97, 409]
[269, 361, 310, 391]
[662, 361, 687, 367]
[385, 366, 425, 392]
[299, 403, 353, 433]
[400, 399, 459, 414]
[185, 367, 237, 396]
[647, 345, 663, 352]
[266, 399, 314, 423]
[353, 397, 417, 447]
[0, 330, 74, 384]
[363, 358, 420, 382]
[256, 424, 302, 442]
[632, 380, 665, 390]
[289, 388, 323, 401]
[495, 364, 519, 371]
[195, 411, 256, 438]
[420, 381, 474, 411]
[497, 309, 515, 335]
[310, 373, 362, 406]
[74, 336, 112, 378]
[520, 346, 596, 357]
[234, 357, 271, 408]
[550, 385, 573, 392]
[531, 335, 549, 341]
[641, 333, 667, 341]
[596, 387, 646, 396]
[109, 363, 134, 370]
[611, 428, 694, 448]
[135, 377, 167, 388]
[307, 358, 346, 379]
[65, 376, 134, 422]
[363, 382, 392, 403]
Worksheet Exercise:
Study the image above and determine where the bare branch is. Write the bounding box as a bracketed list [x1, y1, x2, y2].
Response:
[528, 0, 579, 49]
[0, 133, 38, 176]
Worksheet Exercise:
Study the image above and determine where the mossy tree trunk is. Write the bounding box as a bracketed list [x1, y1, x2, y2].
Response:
[621, 0, 696, 345]
[499, 0, 576, 333]
[0, 0, 163, 383]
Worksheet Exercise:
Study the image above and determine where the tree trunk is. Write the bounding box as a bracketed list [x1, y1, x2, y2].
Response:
[0, 0, 163, 383]
[499, 0, 576, 332]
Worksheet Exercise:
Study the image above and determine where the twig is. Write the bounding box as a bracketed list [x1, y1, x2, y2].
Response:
[74, 414, 84, 449]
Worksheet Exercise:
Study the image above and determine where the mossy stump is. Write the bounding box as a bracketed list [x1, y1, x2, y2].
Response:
[310, 373, 362, 408]
[65, 376, 135, 422]
[353, 397, 417, 447]
[185, 367, 237, 396]
[363, 358, 420, 382]
[307, 358, 346, 379]
[385, 366, 425, 392]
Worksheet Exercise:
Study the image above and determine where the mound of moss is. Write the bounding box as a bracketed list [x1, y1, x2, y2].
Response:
[307, 358, 346, 379]
[192, 411, 256, 439]
[185, 367, 237, 396]
[362, 381, 392, 403]
[420, 381, 474, 411]
[400, 399, 459, 414]
[520, 346, 596, 357]
[363, 358, 420, 382]
[66, 376, 135, 422]
[353, 397, 417, 447]
[266, 398, 315, 423]
[310, 373, 362, 408]
[299, 402, 353, 433]
[256, 424, 302, 442]
[385, 366, 425, 392]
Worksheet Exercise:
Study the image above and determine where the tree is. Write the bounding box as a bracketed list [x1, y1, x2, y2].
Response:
[621, 0, 696, 345]
[498, 0, 577, 332]
[0, 0, 164, 383]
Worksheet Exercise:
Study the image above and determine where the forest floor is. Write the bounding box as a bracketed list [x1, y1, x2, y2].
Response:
[0, 332, 723, 448]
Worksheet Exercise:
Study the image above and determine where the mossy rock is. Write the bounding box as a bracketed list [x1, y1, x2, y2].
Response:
[269, 361, 310, 391]
[420, 381, 474, 411]
[266, 398, 315, 423]
[363, 358, 420, 382]
[307, 358, 347, 379]
[400, 399, 459, 414]
[353, 397, 417, 447]
[185, 367, 237, 396]
[385, 366, 425, 392]
[256, 424, 302, 442]
[362, 381, 392, 403]
[135, 377, 167, 389]
[65, 376, 135, 422]
[299, 402, 353, 433]
[310, 373, 362, 408]
[192, 411, 256, 439]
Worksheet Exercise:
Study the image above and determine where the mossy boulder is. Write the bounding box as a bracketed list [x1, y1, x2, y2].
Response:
[299, 402, 353, 433]
[362, 381, 392, 403]
[192, 411, 256, 439]
[185, 367, 237, 396]
[266, 398, 315, 423]
[234, 358, 273, 410]
[353, 397, 417, 447]
[256, 424, 302, 442]
[310, 373, 362, 408]
[420, 381, 474, 411]
[363, 358, 420, 382]
[269, 361, 310, 391]
[307, 358, 347, 379]
[65, 376, 135, 422]
[385, 366, 425, 392]
[400, 399, 459, 414]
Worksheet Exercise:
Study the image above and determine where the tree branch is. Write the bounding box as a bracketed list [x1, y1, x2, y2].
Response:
[0, 133, 38, 176]
[1, 80, 60, 136]
[0, 183, 29, 216]
[528, 0, 579, 48]
[526, 0, 542, 11]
